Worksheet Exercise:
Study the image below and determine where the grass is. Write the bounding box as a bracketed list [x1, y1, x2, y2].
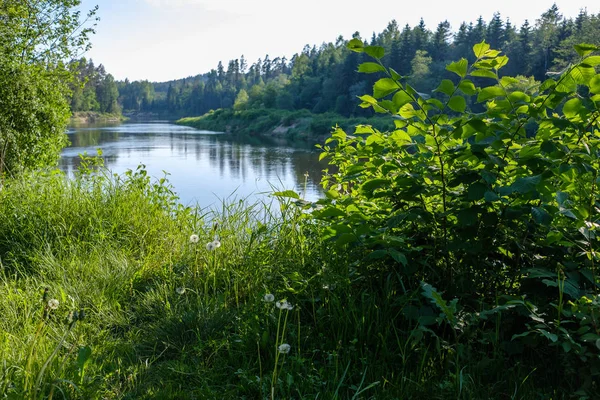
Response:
[0, 165, 582, 399]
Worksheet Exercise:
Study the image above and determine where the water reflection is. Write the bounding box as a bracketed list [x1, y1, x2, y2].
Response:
[60, 122, 325, 206]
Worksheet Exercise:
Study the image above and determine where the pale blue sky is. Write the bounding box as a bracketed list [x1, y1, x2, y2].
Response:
[78, 0, 598, 82]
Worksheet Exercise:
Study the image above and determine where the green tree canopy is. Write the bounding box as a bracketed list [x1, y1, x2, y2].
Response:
[0, 0, 97, 174]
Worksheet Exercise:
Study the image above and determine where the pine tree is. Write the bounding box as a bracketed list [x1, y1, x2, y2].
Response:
[430, 20, 451, 62]
[486, 13, 504, 49]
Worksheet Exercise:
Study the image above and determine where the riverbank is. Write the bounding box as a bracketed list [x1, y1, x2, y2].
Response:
[177, 109, 395, 141]
[70, 111, 127, 124]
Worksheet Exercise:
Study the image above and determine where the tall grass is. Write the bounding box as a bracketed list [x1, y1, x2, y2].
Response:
[0, 166, 568, 399]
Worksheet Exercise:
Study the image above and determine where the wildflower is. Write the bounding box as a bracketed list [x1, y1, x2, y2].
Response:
[278, 343, 291, 354]
[275, 300, 293, 310]
[176, 287, 186, 295]
[263, 293, 275, 302]
[206, 240, 221, 251]
[189, 234, 199, 244]
[47, 299, 59, 310]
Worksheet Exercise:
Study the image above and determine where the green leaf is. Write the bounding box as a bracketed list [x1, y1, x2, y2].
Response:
[361, 178, 390, 195]
[471, 69, 497, 79]
[435, 79, 455, 96]
[421, 282, 456, 326]
[448, 96, 466, 112]
[582, 56, 600, 67]
[273, 190, 300, 199]
[347, 38, 364, 52]
[574, 43, 599, 57]
[364, 45, 385, 59]
[484, 191, 499, 202]
[510, 175, 542, 194]
[399, 103, 416, 119]
[494, 55, 509, 70]
[538, 329, 558, 343]
[458, 80, 477, 95]
[389, 249, 408, 266]
[446, 59, 468, 78]
[531, 207, 552, 226]
[590, 75, 600, 94]
[373, 78, 399, 98]
[467, 182, 487, 200]
[77, 346, 92, 371]
[318, 207, 346, 218]
[563, 98, 582, 119]
[392, 91, 413, 108]
[358, 62, 386, 74]
[508, 91, 530, 103]
[477, 86, 505, 102]
[358, 95, 378, 105]
[473, 41, 491, 58]
[392, 130, 412, 143]
[336, 233, 357, 247]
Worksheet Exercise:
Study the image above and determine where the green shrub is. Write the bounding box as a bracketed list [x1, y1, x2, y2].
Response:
[314, 40, 600, 396]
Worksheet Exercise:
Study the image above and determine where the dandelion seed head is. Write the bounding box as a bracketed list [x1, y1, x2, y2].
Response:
[47, 299, 59, 310]
[206, 241, 216, 251]
[189, 234, 199, 244]
[278, 343, 291, 354]
[212, 240, 221, 249]
[176, 287, 186, 295]
[275, 299, 293, 310]
[263, 294, 275, 302]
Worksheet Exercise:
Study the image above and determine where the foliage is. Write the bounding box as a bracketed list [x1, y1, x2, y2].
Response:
[0, 0, 97, 174]
[69, 59, 121, 115]
[313, 39, 600, 396]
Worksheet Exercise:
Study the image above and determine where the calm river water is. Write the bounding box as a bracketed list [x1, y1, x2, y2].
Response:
[59, 122, 324, 207]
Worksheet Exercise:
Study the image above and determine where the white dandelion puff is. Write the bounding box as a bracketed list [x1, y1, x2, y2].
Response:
[47, 299, 59, 310]
[206, 241, 216, 251]
[263, 294, 275, 302]
[278, 343, 291, 354]
[189, 234, 199, 244]
[176, 287, 186, 295]
[275, 300, 293, 310]
[212, 240, 221, 249]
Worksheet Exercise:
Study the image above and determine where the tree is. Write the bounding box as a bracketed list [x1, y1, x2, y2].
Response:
[409, 50, 432, 90]
[0, 0, 97, 174]
[233, 89, 249, 110]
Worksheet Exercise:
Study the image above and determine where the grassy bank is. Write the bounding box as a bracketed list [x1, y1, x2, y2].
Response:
[70, 111, 127, 125]
[0, 164, 585, 399]
[177, 109, 395, 141]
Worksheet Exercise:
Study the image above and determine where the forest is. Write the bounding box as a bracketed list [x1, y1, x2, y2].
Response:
[72, 5, 600, 124]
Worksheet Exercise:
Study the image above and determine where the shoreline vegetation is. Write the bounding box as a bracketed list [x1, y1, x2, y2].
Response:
[177, 108, 395, 141]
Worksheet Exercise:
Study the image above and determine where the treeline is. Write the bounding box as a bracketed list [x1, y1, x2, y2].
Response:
[71, 5, 600, 119]
[69, 59, 120, 114]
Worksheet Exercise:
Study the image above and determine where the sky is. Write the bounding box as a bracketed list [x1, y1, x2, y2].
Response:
[77, 0, 599, 82]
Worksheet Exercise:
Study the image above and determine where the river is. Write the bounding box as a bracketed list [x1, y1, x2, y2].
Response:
[59, 121, 324, 207]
